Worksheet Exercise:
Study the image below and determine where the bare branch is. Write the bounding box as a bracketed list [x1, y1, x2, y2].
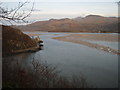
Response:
[12, 1, 28, 19]
[0, 1, 34, 25]
[22, 2, 34, 20]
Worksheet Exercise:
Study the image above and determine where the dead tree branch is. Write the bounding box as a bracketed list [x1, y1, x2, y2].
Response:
[0, 1, 34, 25]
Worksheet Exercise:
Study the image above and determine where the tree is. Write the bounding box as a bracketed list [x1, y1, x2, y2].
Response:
[0, 1, 34, 25]
[117, 1, 120, 5]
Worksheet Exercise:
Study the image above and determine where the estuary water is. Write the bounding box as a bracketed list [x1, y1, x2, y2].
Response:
[3, 32, 119, 88]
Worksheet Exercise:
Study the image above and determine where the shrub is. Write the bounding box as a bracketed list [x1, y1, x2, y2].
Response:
[3, 58, 92, 88]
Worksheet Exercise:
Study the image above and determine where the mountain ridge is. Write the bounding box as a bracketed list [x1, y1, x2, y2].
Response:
[16, 15, 118, 33]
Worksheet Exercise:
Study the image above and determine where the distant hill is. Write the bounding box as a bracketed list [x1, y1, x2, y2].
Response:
[16, 15, 118, 33]
[2, 25, 37, 55]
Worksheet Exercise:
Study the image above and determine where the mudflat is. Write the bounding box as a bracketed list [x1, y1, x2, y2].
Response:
[53, 34, 120, 55]
[26, 33, 43, 36]
[61, 34, 120, 42]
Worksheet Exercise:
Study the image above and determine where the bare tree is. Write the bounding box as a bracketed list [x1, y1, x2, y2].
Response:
[0, 1, 34, 25]
[116, 1, 120, 6]
[117, 1, 120, 5]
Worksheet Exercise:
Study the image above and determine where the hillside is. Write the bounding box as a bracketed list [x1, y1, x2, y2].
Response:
[17, 15, 118, 33]
[2, 25, 38, 55]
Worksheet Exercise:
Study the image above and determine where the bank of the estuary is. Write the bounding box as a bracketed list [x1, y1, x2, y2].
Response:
[53, 33, 120, 55]
[2, 25, 43, 56]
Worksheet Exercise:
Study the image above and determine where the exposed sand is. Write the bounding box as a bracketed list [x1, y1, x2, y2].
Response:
[27, 33, 62, 36]
[53, 34, 120, 55]
[27, 33, 43, 36]
[65, 34, 120, 42]
[26, 32, 120, 55]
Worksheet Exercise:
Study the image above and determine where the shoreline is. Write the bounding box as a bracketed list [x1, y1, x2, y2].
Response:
[3, 46, 42, 57]
[21, 32, 120, 55]
[53, 34, 120, 55]
[23, 31, 120, 34]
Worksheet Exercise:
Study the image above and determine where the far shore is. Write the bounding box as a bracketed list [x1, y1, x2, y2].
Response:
[25, 31, 120, 37]
[23, 31, 120, 34]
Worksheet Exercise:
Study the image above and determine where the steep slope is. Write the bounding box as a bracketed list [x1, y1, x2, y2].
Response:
[17, 15, 118, 33]
[2, 25, 38, 55]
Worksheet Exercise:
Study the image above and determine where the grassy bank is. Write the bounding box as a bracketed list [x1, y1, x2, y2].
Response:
[2, 25, 43, 56]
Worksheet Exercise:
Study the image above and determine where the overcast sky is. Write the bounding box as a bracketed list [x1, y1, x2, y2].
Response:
[0, 0, 119, 2]
[0, 0, 119, 24]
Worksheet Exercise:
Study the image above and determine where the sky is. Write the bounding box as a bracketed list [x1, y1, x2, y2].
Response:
[0, 0, 119, 2]
[0, 0, 119, 24]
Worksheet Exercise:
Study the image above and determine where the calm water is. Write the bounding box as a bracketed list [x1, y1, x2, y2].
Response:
[3, 32, 119, 88]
